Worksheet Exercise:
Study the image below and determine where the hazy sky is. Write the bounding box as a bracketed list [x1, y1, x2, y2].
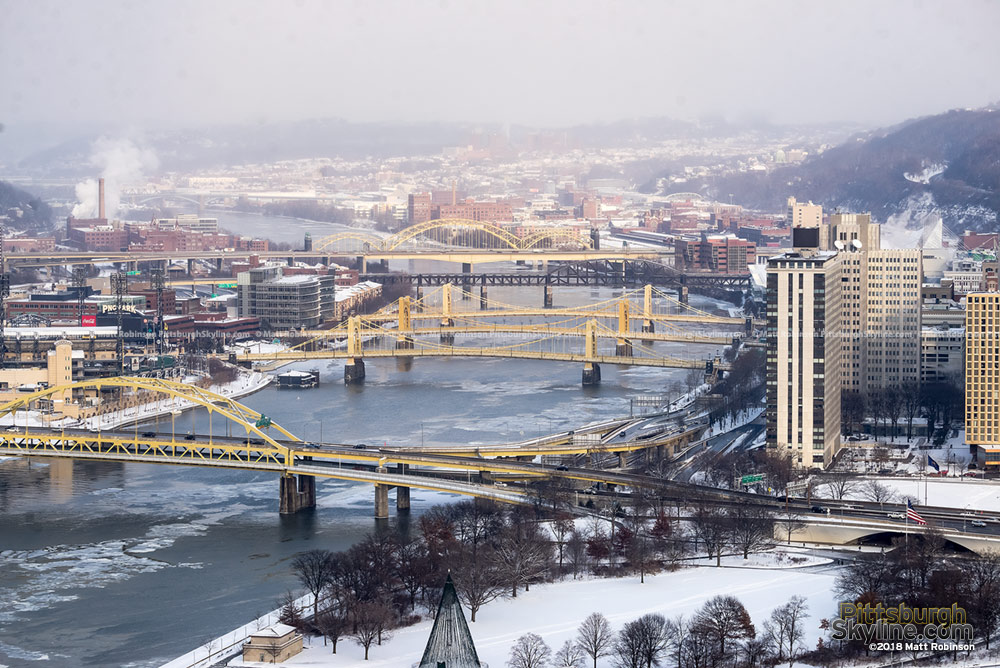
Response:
[2, 0, 999, 129]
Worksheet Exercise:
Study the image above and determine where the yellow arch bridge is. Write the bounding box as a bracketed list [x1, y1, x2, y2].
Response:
[0, 377, 706, 517]
[313, 218, 594, 254]
[241, 284, 752, 383]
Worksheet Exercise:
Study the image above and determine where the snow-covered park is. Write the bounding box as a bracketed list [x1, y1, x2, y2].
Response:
[224, 564, 837, 668]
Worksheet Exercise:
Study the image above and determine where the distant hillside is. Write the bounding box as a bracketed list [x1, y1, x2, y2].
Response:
[0, 180, 52, 233]
[682, 108, 1000, 232]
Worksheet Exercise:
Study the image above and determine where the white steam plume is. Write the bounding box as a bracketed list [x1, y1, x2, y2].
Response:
[71, 137, 159, 219]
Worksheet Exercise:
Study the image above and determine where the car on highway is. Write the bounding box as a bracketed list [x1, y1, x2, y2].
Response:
[141, 431, 157, 438]
[961, 512, 977, 517]
[555, 465, 569, 471]
[184, 433, 197, 441]
[810, 505, 828, 514]
[353, 443, 367, 449]
[887, 512, 906, 519]
[5, 426, 19, 433]
[493, 481, 507, 487]
[971, 519, 987, 528]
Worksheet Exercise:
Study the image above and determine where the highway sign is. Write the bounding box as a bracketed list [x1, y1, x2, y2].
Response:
[740, 473, 765, 484]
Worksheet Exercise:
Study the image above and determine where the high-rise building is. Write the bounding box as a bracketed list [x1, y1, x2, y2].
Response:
[965, 293, 1000, 467]
[766, 251, 843, 468]
[787, 196, 822, 229]
[825, 212, 880, 251]
[862, 250, 923, 388]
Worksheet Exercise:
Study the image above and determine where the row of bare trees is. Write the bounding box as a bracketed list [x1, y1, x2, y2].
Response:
[822, 540, 1000, 662]
[841, 378, 963, 443]
[507, 595, 809, 668]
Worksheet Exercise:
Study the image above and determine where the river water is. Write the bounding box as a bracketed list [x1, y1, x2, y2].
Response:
[0, 213, 737, 668]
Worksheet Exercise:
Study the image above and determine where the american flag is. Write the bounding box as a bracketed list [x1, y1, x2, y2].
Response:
[906, 500, 927, 525]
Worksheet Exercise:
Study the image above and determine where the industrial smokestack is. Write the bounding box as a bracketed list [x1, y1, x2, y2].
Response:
[98, 178, 106, 219]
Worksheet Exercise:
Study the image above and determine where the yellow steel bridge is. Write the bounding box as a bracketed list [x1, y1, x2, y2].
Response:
[230, 284, 752, 380]
[0, 377, 705, 515]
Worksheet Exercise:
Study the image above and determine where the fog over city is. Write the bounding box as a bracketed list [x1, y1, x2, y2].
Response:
[2, 0, 999, 130]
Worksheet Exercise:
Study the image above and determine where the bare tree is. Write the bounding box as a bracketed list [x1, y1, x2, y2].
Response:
[450, 544, 505, 623]
[313, 607, 347, 653]
[835, 552, 895, 602]
[566, 529, 590, 579]
[821, 471, 858, 500]
[577, 612, 615, 668]
[692, 504, 730, 566]
[884, 388, 903, 442]
[690, 595, 756, 663]
[774, 509, 806, 545]
[764, 595, 809, 667]
[291, 549, 335, 620]
[553, 639, 587, 668]
[613, 613, 668, 668]
[963, 550, 1000, 650]
[859, 479, 896, 507]
[352, 599, 393, 660]
[902, 384, 921, 441]
[727, 502, 774, 559]
[551, 513, 575, 574]
[494, 523, 553, 597]
[507, 633, 552, 668]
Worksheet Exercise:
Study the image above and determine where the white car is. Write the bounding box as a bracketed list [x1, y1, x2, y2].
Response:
[887, 512, 906, 520]
[971, 520, 987, 528]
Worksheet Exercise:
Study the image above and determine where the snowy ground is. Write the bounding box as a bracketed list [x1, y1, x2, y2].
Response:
[223, 564, 838, 668]
[815, 476, 1000, 513]
[686, 547, 831, 569]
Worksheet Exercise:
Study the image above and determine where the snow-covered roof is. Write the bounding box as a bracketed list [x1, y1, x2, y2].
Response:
[250, 623, 297, 638]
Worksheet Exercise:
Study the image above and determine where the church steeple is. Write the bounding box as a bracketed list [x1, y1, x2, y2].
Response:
[418, 574, 482, 668]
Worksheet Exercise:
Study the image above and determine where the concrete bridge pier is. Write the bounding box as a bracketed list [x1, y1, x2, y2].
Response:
[414, 285, 423, 309]
[461, 263, 473, 299]
[543, 284, 554, 308]
[215, 257, 223, 271]
[396, 485, 411, 511]
[479, 285, 488, 310]
[440, 318, 455, 345]
[618, 452, 628, 468]
[616, 339, 633, 356]
[396, 336, 414, 350]
[344, 358, 366, 384]
[286, 256, 295, 266]
[374, 474, 389, 519]
[641, 320, 655, 334]
[678, 286, 689, 304]
[187, 258, 196, 275]
[279, 474, 316, 514]
[395, 463, 411, 511]
[582, 362, 601, 385]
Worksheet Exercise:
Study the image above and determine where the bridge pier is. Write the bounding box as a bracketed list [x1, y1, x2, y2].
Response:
[357, 256, 367, 273]
[396, 464, 410, 511]
[374, 481, 389, 519]
[414, 285, 423, 308]
[286, 256, 295, 267]
[279, 474, 316, 514]
[396, 336, 414, 350]
[543, 284, 554, 308]
[618, 452, 628, 468]
[215, 257, 223, 271]
[480, 285, 488, 310]
[678, 286, 688, 304]
[582, 362, 601, 385]
[440, 318, 455, 345]
[187, 258, 195, 275]
[616, 339, 633, 356]
[344, 358, 366, 384]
